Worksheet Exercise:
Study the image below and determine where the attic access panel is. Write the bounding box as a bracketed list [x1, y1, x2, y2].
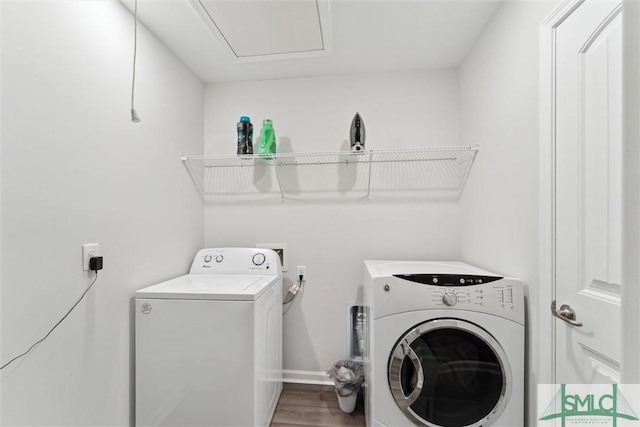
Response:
[193, 0, 326, 59]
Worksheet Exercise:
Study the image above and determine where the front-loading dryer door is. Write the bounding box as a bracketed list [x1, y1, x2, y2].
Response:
[388, 319, 511, 427]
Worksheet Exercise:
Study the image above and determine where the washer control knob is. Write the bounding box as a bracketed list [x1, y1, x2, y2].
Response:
[252, 253, 266, 266]
[204, 255, 212, 263]
[442, 291, 458, 306]
[215, 255, 223, 263]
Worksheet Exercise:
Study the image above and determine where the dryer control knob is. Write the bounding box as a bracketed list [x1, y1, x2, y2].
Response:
[442, 291, 458, 306]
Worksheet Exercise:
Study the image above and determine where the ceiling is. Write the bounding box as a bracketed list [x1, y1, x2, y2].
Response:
[120, 0, 502, 83]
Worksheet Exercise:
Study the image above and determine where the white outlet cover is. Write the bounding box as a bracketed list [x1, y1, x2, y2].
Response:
[82, 243, 100, 271]
[296, 265, 307, 277]
[256, 243, 287, 271]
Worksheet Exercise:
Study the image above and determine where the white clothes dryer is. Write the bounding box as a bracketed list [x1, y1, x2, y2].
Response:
[362, 261, 524, 427]
[135, 248, 282, 427]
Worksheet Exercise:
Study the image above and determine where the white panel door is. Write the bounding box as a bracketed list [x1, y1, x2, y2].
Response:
[554, 0, 622, 384]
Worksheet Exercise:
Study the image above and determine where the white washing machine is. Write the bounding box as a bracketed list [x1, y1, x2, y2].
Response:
[135, 248, 283, 427]
[362, 261, 524, 427]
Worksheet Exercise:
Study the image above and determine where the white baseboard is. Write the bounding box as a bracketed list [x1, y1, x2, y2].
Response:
[282, 369, 333, 385]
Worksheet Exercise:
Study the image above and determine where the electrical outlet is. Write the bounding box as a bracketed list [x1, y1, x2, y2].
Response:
[82, 243, 100, 271]
[296, 265, 306, 279]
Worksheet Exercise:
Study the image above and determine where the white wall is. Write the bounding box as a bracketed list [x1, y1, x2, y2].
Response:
[458, 1, 558, 425]
[622, 0, 640, 385]
[1, 1, 204, 425]
[204, 70, 462, 375]
[0, 2, 4, 422]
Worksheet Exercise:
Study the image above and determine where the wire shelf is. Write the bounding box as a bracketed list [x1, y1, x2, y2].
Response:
[180, 145, 479, 201]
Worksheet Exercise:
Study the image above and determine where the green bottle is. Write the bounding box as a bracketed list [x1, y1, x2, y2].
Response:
[258, 119, 277, 159]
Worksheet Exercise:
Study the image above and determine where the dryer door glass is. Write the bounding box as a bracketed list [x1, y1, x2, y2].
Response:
[388, 319, 510, 427]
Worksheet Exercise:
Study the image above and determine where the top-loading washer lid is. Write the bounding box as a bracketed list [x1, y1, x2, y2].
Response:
[135, 274, 277, 301]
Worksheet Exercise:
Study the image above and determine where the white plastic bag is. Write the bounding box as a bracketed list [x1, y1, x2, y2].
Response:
[327, 359, 363, 397]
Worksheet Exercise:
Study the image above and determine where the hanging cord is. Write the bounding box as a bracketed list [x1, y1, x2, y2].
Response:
[283, 274, 304, 315]
[0, 272, 100, 370]
[130, 0, 140, 123]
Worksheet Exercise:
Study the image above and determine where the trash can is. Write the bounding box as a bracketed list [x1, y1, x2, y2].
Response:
[328, 360, 364, 413]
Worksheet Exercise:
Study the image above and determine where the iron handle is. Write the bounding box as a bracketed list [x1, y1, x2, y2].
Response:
[551, 300, 583, 327]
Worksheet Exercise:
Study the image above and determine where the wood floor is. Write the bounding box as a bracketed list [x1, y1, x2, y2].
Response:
[270, 383, 365, 427]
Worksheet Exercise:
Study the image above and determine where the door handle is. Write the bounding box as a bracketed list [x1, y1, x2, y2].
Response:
[388, 341, 424, 409]
[551, 300, 583, 327]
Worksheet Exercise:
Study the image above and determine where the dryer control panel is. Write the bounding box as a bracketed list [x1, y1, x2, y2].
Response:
[394, 273, 519, 309]
[429, 284, 516, 309]
[374, 274, 525, 325]
[393, 274, 503, 286]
